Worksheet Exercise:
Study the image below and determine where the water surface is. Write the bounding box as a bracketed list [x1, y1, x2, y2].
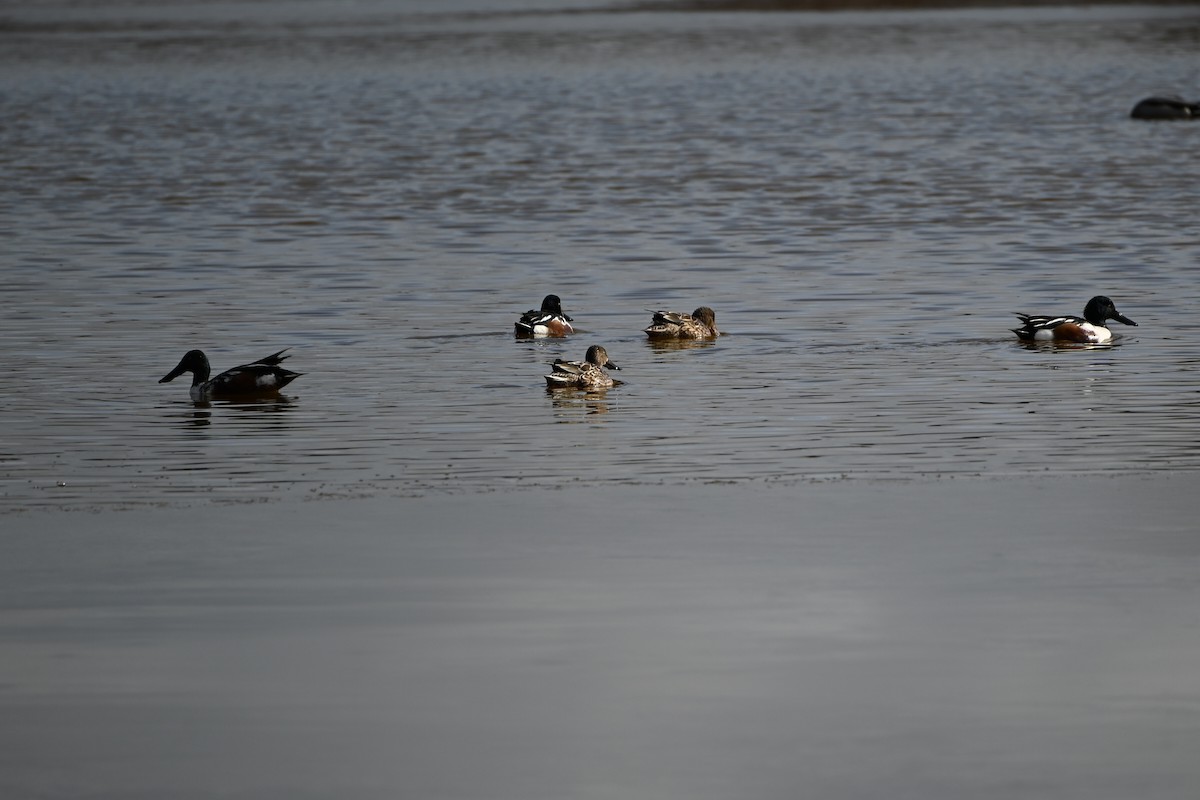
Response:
[2, 1, 1199, 511]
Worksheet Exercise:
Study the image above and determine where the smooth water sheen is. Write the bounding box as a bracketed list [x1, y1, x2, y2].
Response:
[2, 1, 1199, 512]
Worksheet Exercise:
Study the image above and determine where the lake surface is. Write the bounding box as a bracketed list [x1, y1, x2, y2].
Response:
[2, 1, 1199, 512]
[3, 6, 1200, 799]
[4, 477, 1200, 800]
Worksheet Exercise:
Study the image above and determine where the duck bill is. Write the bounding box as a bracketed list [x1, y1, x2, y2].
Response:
[605, 361, 621, 370]
[1112, 313, 1137, 327]
[159, 362, 188, 383]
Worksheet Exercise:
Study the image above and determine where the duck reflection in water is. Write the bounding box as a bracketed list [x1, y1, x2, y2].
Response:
[171, 395, 297, 433]
[645, 336, 720, 353]
[548, 388, 612, 417]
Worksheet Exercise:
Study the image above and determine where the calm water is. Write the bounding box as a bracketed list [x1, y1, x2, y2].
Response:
[2, 1, 1199, 512]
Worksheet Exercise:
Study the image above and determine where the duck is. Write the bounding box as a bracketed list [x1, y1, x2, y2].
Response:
[1012, 296, 1137, 344]
[1130, 95, 1198, 120]
[159, 348, 302, 400]
[644, 306, 720, 340]
[516, 294, 574, 337]
[544, 345, 620, 389]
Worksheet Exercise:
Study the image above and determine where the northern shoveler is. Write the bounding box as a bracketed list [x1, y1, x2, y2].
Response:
[159, 348, 302, 400]
[1012, 296, 1137, 344]
[545, 345, 620, 389]
[644, 306, 720, 340]
[516, 294, 574, 337]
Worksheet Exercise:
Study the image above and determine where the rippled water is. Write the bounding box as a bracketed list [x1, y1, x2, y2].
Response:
[3, 1, 1199, 512]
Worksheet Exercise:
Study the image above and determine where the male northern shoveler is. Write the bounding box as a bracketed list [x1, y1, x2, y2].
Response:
[644, 306, 720, 340]
[1012, 296, 1137, 344]
[516, 294, 574, 337]
[159, 348, 302, 400]
[545, 345, 620, 389]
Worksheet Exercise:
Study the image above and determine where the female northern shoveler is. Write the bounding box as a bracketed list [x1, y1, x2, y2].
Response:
[545, 345, 620, 389]
[1012, 296, 1137, 344]
[644, 306, 720, 340]
[516, 294, 574, 337]
[159, 348, 302, 400]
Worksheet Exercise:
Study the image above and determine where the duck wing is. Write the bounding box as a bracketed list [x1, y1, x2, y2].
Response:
[248, 348, 291, 366]
[550, 359, 587, 376]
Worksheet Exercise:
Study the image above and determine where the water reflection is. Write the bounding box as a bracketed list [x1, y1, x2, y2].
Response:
[645, 338, 721, 353]
[213, 397, 299, 413]
[546, 386, 615, 417]
[178, 408, 213, 429]
[163, 396, 298, 432]
[1013, 341, 1123, 353]
[1, 2, 1198, 511]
